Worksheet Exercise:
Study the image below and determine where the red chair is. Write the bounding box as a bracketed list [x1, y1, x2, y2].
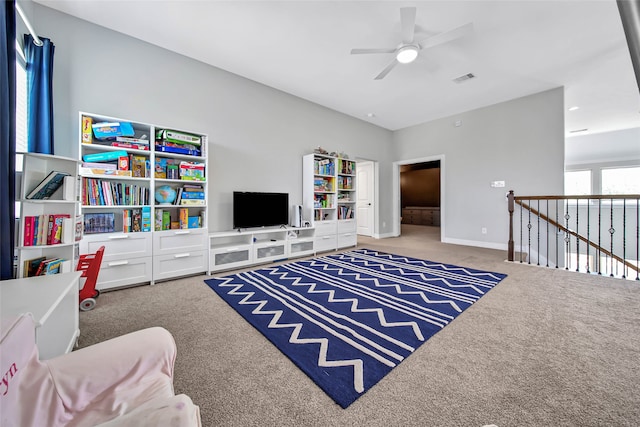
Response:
[76, 245, 105, 311]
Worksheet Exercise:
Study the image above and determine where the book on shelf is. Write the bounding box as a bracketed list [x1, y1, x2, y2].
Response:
[84, 212, 115, 234]
[141, 206, 152, 232]
[179, 208, 189, 229]
[163, 211, 171, 230]
[156, 129, 201, 146]
[23, 256, 46, 277]
[180, 191, 205, 200]
[179, 161, 205, 181]
[26, 171, 70, 200]
[131, 208, 142, 232]
[115, 136, 149, 144]
[179, 199, 205, 206]
[34, 257, 64, 276]
[92, 121, 135, 140]
[82, 150, 128, 163]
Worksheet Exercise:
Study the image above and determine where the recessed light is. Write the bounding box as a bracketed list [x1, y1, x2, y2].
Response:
[366, 113, 376, 118]
[568, 106, 580, 111]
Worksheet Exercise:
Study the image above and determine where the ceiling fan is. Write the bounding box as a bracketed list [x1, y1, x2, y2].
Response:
[351, 7, 473, 80]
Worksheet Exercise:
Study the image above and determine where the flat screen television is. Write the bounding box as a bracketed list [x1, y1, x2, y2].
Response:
[233, 191, 289, 229]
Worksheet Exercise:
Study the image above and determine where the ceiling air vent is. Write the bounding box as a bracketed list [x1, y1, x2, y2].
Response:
[453, 73, 476, 83]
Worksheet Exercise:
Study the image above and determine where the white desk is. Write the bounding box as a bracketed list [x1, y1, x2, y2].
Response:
[1, 272, 81, 359]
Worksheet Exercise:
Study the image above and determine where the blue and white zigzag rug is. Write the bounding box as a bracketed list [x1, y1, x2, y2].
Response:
[205, 249, 507, 408]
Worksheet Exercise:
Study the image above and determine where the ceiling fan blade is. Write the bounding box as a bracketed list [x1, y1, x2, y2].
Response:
[417, 22, 474, 50]
[400, 7, 417, 44]
[374, 59, 398, 80]
[350, 48, 396, 55]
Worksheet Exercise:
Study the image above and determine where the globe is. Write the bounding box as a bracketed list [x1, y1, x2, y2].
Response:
[155, 185, 177, 205]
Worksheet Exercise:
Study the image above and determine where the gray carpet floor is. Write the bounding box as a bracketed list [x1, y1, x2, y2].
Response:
[77, 225, 640, 427]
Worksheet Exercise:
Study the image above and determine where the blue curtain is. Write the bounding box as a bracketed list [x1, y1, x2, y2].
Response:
[1, 0, 16, 279]
[24, 34, 55, 154]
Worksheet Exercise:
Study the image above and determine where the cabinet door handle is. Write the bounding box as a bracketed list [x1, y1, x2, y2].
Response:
[343, 233, 352, 237]
[108, 235, 129, 240]
[322, 236, 331, 240]
[174, 230, 191, 235]
[174, 253, 190, 258]
[108, 260, 129, 267]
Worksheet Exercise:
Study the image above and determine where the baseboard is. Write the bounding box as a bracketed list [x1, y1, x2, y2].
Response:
[441, 237, 508, 251]
[372, 232, 396, 239]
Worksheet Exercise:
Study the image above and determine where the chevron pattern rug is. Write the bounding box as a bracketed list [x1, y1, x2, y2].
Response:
[205, 249, 507, 408]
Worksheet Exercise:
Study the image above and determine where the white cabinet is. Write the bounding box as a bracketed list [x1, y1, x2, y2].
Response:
[16, 153, 80, 278]
[152, 229, 208, 281]
[209, 227, 315, 273]
[80, 232, 152, 290]
[0, 272, 81, 360]
[303, 153, 357, 253]
[78, 112, 209, 287]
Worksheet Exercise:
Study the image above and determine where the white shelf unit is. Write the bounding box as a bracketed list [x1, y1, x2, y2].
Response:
[16, 153, 80, 278]
[209, 227, 315, 273]
[78, 112, 208, 289]
[0, 272, 81, 360]
[302, 153, 357, 252]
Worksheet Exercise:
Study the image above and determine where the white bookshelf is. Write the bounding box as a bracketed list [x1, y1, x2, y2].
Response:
[78, 112, 208, 288]
[16, 153, 80, 278]
[302, 153, 357, 252]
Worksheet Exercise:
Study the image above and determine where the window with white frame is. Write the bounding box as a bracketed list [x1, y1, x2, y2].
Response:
[564, 170, 591, 195]
[601, 167, 640, 195]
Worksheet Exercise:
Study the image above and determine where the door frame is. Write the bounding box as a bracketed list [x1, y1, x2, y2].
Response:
[392, 154, 445, 240]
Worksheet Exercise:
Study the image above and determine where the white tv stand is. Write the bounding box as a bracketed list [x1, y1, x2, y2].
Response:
[208, 226, 315, 273]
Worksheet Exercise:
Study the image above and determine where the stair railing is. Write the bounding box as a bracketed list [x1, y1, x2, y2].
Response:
[507, 191, 639, 280]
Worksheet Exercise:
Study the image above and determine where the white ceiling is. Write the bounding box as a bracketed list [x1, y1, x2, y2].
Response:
[35, 0, 640, 135]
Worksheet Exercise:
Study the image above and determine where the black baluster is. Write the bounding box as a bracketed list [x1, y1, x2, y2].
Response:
[546, 199, 549, 268]
[609, 198, 615, 277]
[576, 197, 580, 272]
[598, 199, 602, 275]
[586, 197, 590, 274]
[556, 199, 560, 268]
[537, 199, 540, 266]
[622, 198, 627, 279]
[528, 199, 532, 265]
[565, 198, 570, 270]
[636, 199, 640, 280]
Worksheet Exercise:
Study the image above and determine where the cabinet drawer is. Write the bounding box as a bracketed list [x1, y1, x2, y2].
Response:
[338, 232, 357, 248]
[314, 220, 337, 236]
[254, 242, 287, 263]
[210, 245, 253, 272]
[81, 232, 152, 262]
[153, 228, 207, 256]
[289, 239, 315, 258]
[337, 219, 356, 233]
[97, 256, 152, 290]
[153, 249, 207, 281]
[315, 234, 337, 252]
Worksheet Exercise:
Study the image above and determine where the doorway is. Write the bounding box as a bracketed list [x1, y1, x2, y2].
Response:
[392, 155, 445, 240]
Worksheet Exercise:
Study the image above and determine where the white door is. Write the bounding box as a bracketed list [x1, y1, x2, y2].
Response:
[356, 161, 375, 236]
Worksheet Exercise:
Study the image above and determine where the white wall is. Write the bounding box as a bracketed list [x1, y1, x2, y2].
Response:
[32, 3, 567, 245]
[32, 3, 394, 232]
[393, 88, 565, 249]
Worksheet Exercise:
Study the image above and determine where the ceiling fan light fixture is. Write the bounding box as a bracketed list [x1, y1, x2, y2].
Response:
[396, 45, 419, 64]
